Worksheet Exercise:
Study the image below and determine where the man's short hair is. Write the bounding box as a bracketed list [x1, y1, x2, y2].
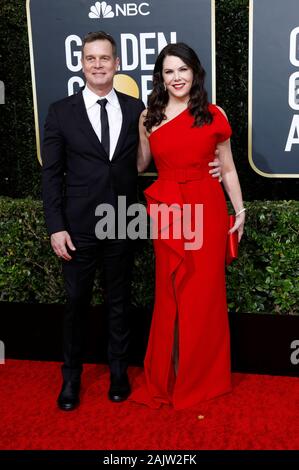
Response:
[82, 31, 117, 58]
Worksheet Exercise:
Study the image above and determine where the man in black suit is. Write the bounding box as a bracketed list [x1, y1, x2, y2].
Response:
[42, 31, 222, 411]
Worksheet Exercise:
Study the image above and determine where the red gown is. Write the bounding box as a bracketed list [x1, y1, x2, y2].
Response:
[131, 104, 233, 410]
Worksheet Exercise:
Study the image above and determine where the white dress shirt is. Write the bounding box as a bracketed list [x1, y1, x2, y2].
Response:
[82, 85, 123, 160]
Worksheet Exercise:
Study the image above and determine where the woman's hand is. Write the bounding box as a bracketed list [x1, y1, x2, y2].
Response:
[228, 211, 245, 242]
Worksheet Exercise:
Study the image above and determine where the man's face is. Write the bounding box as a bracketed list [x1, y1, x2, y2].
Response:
[81, 39, 119, 93]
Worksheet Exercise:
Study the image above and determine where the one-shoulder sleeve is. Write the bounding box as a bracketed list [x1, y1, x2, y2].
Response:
[213, 105, 232, 143]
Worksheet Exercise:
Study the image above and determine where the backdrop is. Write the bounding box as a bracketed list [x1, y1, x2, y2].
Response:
[27, 0, 215, 163]
[249, 0, 299, 177]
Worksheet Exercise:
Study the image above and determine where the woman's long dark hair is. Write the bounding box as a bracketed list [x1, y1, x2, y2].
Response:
[145, 42, 213, 132]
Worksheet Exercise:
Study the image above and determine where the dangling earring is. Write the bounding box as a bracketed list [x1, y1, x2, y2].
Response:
[163, 83, 167, 92]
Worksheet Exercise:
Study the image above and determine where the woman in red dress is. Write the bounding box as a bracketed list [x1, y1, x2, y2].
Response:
[133, 43, 245, 410]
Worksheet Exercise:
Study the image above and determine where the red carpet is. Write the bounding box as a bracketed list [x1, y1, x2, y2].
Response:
[0, 359, 298, 450]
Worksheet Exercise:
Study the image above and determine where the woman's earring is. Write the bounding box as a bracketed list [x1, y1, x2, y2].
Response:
[163, 83, 167, 91]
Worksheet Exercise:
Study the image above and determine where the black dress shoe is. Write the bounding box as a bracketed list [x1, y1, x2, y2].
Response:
[108, 373, 131, 402]
[57, 380, 80, 411]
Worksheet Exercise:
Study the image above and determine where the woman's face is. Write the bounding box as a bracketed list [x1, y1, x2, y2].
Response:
[162, 55, 194, 101]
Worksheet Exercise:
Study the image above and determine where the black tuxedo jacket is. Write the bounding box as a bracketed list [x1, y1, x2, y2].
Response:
[42, 89, 145, 237]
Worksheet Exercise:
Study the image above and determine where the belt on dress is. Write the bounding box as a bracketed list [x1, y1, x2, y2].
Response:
[157, 168, 206, 183]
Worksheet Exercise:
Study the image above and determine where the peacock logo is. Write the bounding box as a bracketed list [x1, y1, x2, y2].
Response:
[88, 1, 150, 18]
[89, 2, 115, 19]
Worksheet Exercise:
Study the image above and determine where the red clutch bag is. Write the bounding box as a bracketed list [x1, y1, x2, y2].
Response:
[226, 215, 238, 265]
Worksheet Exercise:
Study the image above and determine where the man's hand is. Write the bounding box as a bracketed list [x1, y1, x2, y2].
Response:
[208, 149, 222, 180]
[50, 231, 76, 261]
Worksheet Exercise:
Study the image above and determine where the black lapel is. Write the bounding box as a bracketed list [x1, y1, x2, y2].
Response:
[111, 91, 131, 161]
[71, 90, 109, 161]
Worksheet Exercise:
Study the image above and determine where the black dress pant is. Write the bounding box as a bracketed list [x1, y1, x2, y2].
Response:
[61, 238, 132, 382]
